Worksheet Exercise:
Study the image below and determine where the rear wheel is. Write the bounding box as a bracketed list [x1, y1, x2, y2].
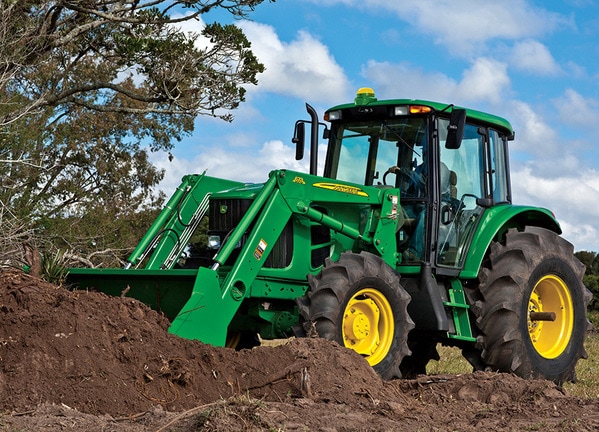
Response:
[465, 226, 591, 384]
[297, 251, 414, 379]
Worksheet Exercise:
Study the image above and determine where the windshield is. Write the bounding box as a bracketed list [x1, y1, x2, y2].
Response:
[326, 117, 427, 186]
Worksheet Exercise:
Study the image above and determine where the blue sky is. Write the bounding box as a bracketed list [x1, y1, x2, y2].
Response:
[151, 0, 599, 252]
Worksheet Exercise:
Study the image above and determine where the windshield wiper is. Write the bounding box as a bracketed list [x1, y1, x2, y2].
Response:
[381, 121, 422, 157]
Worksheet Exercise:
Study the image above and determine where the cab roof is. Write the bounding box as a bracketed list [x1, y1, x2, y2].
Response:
[326, 88, 514, 138]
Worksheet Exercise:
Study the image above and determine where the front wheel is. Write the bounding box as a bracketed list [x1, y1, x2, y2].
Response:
[297, 251, 414, 379]
[465, 226, 591, 384]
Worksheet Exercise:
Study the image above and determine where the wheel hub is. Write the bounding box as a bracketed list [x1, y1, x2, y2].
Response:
[342, 288, 394, 366]
[527, 274, 574, 359]
[343, 299, 378, 349]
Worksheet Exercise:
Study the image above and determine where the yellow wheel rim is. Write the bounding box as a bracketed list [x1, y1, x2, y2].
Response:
[528, 275, 574, 359]
[342, 288, 394, 366]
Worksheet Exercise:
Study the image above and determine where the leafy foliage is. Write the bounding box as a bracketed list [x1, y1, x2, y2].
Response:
[40, 249, 69, 285]
[0, 1, 267, 125]
[0, 1, 268, 267]
[575, 251, 599, 311]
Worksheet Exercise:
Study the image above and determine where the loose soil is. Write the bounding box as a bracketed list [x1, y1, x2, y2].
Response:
[1, 270, 598, 431]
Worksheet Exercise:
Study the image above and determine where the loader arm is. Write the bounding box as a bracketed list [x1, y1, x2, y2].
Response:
[126, 172, 244, 270]
[169, 169, 402, 346]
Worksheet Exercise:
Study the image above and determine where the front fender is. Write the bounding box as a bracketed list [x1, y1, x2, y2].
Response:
[459, 205, 561, 279]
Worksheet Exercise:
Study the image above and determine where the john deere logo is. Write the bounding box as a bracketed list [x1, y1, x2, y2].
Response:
[220, 205, 228, 214]
[313, 182, 368, 197]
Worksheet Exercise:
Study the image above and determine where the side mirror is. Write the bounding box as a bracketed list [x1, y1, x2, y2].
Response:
[293, 104, 322, 174]
[445, 108, 466, 149]
[293, 121, 305, 160]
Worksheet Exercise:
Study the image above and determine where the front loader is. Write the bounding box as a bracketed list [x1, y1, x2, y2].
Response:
[67, 88, 591, 383]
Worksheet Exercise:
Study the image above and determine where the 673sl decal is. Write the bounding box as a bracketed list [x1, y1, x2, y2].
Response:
[313, 182, 368, 197]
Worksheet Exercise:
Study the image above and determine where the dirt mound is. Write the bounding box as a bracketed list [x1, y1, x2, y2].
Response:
[1, 269, 599, 431]
[0, 270, 385, 414]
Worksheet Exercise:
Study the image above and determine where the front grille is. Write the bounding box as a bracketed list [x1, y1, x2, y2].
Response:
[209, 199, 253, 231]
[265, 222, 293, 268]
[208, 198, 293, 268]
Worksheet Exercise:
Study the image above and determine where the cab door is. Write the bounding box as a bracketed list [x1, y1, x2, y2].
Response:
[435, 119, 512, 269]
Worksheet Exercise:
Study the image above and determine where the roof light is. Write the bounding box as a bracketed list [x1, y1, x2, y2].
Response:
[325, 110, 342, 121]
[356, 87, 375, 97]
[409, 105, 432, 114]
[394, 105, 433, 116]
[394, 106, 408, 116]
[354, 87, 377, 105]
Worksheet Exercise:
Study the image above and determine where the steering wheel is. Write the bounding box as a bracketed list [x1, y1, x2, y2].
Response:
[383, 166, 412, 186]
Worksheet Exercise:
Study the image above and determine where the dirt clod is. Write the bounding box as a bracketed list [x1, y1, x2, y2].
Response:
[1, 269, 598, 431]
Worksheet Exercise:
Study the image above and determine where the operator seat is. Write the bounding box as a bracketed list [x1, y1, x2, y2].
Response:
[449, 170, 457, 199]
[440, 163, 457, 199]
[438, 163, 459, 265]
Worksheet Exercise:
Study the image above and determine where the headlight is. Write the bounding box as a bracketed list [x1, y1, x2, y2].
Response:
[208, 235, 221, 249]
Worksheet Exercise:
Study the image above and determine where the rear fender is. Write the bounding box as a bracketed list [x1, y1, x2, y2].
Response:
[459, 205, 560, 279]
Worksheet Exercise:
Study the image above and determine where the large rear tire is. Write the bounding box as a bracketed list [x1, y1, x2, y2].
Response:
[465, 226, 591, 384]
[297, 251, 414, 379]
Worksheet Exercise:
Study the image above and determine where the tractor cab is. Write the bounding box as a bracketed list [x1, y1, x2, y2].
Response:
[316, 88, 514, 271]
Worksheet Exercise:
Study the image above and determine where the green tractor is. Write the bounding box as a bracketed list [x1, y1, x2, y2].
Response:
[67, 88, 591, 384]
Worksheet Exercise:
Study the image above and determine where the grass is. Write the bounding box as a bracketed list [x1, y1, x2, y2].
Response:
[426, 345, 471, 376]
[565, 333, 599, 398]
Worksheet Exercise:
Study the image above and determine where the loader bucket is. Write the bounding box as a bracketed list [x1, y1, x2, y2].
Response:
[66, 268, 197, 321]
[67, 267, 230, 346]
[64, 171, 254, 347]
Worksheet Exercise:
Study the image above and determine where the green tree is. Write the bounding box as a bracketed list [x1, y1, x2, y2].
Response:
[575, 251, 599, 311]
[0, 1, 266, 125]
[0, 0, 267, 268]
[575, 251, 597, 276]
[583, 274, 599, 311]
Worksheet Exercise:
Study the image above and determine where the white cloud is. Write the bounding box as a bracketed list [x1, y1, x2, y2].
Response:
[361, 60, 454, 101]
[171, 13, 211, 48]
[553, 89, 599, 129]
[559, 222, 599, 253]
[237, 21, 350, 102]
[507, 93, 599, 175]
[168, 15, 351, 104]
[509, 40, 562, 75]
[503, 97, 599, 252]
[459, 58, 511, 103]
[511, 165, 599, 251]
[152, 140, 330, 193]
[507, 100, 560, 158]
[563, 61, 588, 80]
[361, 57, 510, 105]
[317, 0, 571, 56]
